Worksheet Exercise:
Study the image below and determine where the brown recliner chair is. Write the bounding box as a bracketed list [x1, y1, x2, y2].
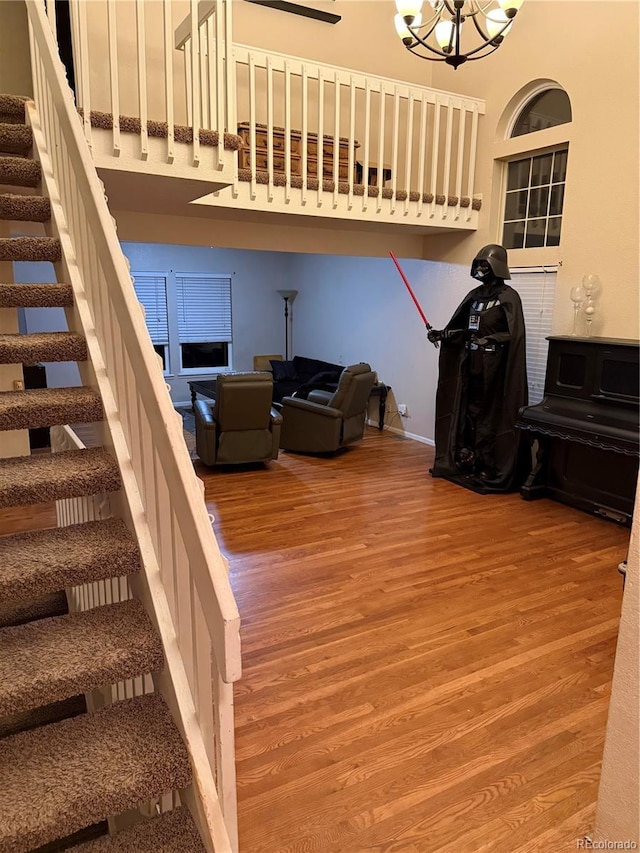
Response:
[194, 372, 282, 466]
[279, 363, 377, 454]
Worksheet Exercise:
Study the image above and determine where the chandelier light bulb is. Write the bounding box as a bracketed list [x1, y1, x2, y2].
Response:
[498, 0, 523, 16]
[435, 19, 457, 50]
[395, 12, 422, 40]
[486, 9, 512, 39]
[395, 0, 423, 22]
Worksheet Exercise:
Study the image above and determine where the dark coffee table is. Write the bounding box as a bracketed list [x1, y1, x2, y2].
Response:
[188, 379, 218, 411]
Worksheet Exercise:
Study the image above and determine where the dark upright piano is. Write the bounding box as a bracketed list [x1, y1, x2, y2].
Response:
[516, 336, 639, 526]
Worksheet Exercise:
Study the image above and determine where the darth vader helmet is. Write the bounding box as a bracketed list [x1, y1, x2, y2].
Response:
[470, 244, 511, 281]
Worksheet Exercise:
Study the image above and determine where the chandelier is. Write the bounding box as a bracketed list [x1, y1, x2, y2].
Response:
[394, 0, 524, 70]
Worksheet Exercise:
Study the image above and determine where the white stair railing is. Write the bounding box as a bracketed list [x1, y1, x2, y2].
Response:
[26, 2, 240, 850]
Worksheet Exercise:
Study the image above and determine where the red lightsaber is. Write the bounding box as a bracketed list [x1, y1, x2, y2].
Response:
[389, 250, 439, 347]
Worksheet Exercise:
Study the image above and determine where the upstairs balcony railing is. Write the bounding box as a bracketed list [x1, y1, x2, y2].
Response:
[223, 42, 484, 225]
[64, 0, 485, 228]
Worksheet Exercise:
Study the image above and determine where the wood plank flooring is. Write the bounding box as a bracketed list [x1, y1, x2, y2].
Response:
[0, 428, 629, 852]
[198, 428, 630, 853]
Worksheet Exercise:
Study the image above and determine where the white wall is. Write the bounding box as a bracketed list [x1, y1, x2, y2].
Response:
[120, 242, 294, 404]
[289, 253, 469, 442]
[0, 1, 32, 97]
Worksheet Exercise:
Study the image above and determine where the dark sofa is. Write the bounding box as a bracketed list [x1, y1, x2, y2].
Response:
[270, 355, 343, 404]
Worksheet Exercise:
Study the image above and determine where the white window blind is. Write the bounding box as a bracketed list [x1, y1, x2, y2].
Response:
[510, 267, 557, 405]
[131, 273, 168, 345]
[175, 274, 232, 343]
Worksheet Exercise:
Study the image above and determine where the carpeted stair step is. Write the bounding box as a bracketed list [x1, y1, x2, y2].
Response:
[0, 94, 28, 124]
[0, 694, 86, 740]
[0, 590, 68, 630]
[0, 331, 87, 364]
[0, 692, 193, 853]
[0, 282, 73, 307]
[0, 447, 121, 508]
[0, 192, 50, 221]
[0, 518, 141, 603]
[0, 122, 32, 155]
[69, 807, 207, 853]
[0, 154, 41, 187]
[0, 386, 103, 431]
[0, 598, 164, 717]
[0, 235, 61, 262]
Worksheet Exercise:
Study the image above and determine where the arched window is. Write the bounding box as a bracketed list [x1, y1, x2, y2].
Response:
[512, 89, 571, 137]
[501, 87, 571, 250]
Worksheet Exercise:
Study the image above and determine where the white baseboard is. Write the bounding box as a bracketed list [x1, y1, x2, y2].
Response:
[365, 419, 434, 446]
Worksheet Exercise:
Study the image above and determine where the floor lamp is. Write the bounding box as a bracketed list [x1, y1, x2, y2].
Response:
[277, 289, 298, 360]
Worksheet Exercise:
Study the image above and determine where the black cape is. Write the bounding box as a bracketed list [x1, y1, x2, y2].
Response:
[430, 280, 528, 494]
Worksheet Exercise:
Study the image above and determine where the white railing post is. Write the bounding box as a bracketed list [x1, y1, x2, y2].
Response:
[301, 65, 308, 204]
[136, 0, 148, 160]
[348, 76, 356, 209]
[248, 54, 257, 199]
[332, 71, 340, 208]
[390, 86, 400, 214]
[163, 0, 175, 164]
[207, 16, 216, 133]
[73, 0, 92, 149]
[454, 104, 467, 220]
[224, 0, 236, 133]
[284, 60, 291, 205]
[266, 55, 274, 201]
[442, 97, 454, 218]
[190, 0, 201, 166]
[467, 102, 480, 222]
[317, 68, 324, 207]
[430, 95, 442, 217]
[376, 85, 385, 213]
[107, 0, 120, 157]
[404, 90, 414, 217]
[362, 78, 371, 211]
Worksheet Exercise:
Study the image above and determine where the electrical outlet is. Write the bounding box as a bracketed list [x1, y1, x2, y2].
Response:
[398, 403, 408, 416]
[13, 379, 25, 391]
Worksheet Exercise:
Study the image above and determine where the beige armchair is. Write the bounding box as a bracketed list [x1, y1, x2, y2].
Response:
[194, 372, 282, 466]
[280, 363, 377, 454]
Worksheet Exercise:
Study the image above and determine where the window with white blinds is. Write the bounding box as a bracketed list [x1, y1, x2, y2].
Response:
[510, 267, 557, 405]
[131, 273, 168, 344]
[131, 270, 233, 374]
[175, 274, 232, 343]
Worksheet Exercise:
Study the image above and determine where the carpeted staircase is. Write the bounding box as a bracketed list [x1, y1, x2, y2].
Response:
[0, 94, 207, 852]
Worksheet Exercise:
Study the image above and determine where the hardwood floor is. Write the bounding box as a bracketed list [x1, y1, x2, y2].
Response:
[198, 428, 630, 853]
[0, 429, 629, 852]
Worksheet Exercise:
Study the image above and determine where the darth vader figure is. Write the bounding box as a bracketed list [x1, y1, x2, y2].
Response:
[428, 244, 528, 494]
